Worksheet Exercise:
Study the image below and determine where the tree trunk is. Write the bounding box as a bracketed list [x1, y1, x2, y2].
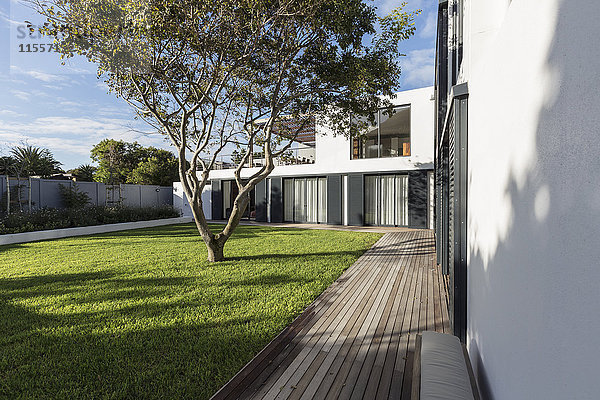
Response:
[183, 174, 254, 262]
[187, 196, 229, 262]
[206, 239, 225, 262]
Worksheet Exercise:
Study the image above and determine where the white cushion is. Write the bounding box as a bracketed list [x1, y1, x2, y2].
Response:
[420, 331, 475, 400]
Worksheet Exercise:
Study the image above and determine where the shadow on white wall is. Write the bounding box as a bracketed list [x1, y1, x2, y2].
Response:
[465, 1, 600, 399]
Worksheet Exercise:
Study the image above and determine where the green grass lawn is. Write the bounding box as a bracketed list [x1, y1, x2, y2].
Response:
[0, 223, 382, 399]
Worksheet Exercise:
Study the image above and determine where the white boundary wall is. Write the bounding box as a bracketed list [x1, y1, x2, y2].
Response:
[0, 217, 193, 246]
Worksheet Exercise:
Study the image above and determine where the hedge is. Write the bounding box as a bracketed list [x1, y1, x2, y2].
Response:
[0, 205, 181, 235]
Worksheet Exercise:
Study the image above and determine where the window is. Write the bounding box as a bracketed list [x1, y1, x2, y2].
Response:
[352, 105, 411, 159]
[222, 180, 255, 220]
[284, 177, 327, 223]
[364, 174, 408, 226]
[222, 180, 232, 218]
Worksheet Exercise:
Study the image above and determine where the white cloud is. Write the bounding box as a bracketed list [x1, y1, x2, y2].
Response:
[0, 116, 169, 157]
[10, 90, 30, 101]
[376, 0, 423, 16]
[0, 9, 21, 26]
[96, 82, 110, 91]
[24, 70, 65, 83]
[419, 11, 437, 38]
[10, 66, 66, 83]
[59, 100, 81, 107]
[0, 132, 92, 155]
[399, 47, 435, 88]
[0, 110, 24, 117]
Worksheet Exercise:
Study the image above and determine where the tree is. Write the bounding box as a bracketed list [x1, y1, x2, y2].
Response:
[128, 148, 179, 186]
[0, 156, 16, 176]
[30, 0, 418, 261]
[10, 145, 63, 178]
[90, 139, 179, 185]
[90, 139, 144, 184]
[68, 164, 97, 182]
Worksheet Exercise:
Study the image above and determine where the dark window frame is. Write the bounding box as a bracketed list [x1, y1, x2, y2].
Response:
[350, 104, 412, 160]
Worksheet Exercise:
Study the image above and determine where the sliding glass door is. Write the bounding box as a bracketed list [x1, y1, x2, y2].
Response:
[284, 179, 294, 222]
[294, 179, 306, 222]
[284, 177, 327, 223]
[222, 180, 256, 220]
[380, 175, 395, 225]
[364, 174, 409, 226]
[317, 177, 327, 223]
[365, 176, 377, 225]
[395, 175, 408, 226]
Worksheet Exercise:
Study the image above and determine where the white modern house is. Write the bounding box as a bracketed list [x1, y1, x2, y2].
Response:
[435, 0, 600, 399]
[174, 86, 435, 229]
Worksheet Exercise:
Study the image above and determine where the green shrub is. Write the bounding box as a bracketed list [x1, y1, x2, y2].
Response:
[58, 183, 91, 209]
[0, 205, 181, 234]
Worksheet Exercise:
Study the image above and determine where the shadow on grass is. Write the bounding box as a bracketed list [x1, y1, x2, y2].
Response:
[0, 225, 380, 399]
[0, 271, 302, 399]
[86, 224, 312, 241]
[229, 249, 366, 262]
[0, 299, 272, 399]
[0, 270, 316, 307]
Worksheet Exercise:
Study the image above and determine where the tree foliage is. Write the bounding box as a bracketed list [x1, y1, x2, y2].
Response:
[9, 145, 63, 178]
[90, 139, 178, 185]
[67, 164, 97, 182]
[0, 157, 16, 176]
[29, 0, 419, 261]
[128, 151, 179, 186]
[90, 139, 145, 184]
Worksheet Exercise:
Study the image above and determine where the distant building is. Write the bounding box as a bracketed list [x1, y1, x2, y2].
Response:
[174, 87, 435, 228]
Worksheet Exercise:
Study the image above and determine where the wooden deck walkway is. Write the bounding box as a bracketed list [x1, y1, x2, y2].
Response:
[211, 230, 450, 400]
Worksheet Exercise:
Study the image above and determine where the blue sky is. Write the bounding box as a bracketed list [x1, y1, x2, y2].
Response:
[0, 0, 437, 170]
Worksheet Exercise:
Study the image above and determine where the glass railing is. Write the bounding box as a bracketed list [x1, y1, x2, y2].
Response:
[212, 146, 316, 170]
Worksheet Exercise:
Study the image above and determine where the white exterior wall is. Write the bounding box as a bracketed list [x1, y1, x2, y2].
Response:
[172, 181, 211, 219]
[463, 1, 600, 399]
[208, 87, 434, 181]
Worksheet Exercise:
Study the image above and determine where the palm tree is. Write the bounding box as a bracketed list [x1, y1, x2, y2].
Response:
[10, 145, 63, 178]
[9, 145, 63, 212]
[70, 164, 97, 182]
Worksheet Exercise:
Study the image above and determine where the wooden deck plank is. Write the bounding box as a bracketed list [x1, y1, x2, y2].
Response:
[348, 232, 412, 399]
[212, 234, 382, 400]
[388, 231, 422, 399]
[427, 251, 435, 333]
[270, 242, 398, 399]
[338, 246, 406, 399]
[295, 236, 409, 400]
[211, 230, 449, 400]
[255, 234, 398, 399]
[401, 230, 430, 400]
[321, 236, 405, 399]
[401, 230, 428, 400]
[363, 234, 413, 398]
[373, 233, 416, 400]
[301, 241, 402, 400]
[241, 236, 396, 398]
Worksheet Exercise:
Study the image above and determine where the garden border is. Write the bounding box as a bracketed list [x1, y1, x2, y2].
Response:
[0, 217, 194, 246]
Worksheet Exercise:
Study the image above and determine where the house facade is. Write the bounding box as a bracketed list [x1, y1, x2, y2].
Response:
[435, 0, 600, 399]
[174, 86, 435, 229]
